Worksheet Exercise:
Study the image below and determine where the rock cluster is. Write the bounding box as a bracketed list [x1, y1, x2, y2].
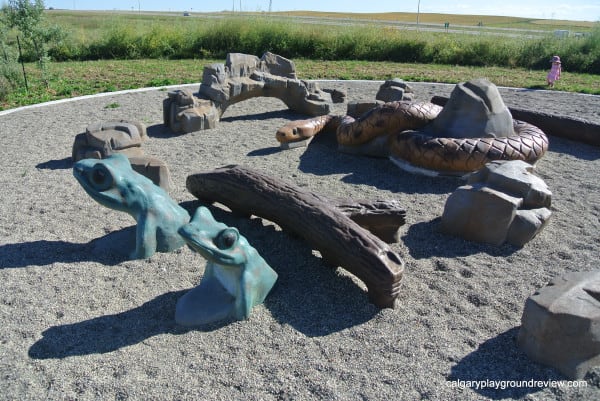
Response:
[163, 52, 345, 134]
[71, 120, 172, 191]
[518, 270, 600, 379]
[440, 160, 551, 246]
[347, 78, 414, 118]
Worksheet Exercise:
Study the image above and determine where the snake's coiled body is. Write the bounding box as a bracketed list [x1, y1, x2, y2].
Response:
[276, 101, 548, 174]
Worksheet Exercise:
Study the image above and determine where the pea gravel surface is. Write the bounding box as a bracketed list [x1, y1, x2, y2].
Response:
[1, 81, 599, 401]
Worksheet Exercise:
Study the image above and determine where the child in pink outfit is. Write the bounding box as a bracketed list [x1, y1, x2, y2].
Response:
[547, 55, 561, 87]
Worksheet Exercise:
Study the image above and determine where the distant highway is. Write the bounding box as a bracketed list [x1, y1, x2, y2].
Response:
[188, 12, 552, 38]
[75, 10, 559, 39]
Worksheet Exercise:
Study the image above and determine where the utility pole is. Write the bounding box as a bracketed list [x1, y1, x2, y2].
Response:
[269, 0, 272, 12]
[417, 0, 421, 30]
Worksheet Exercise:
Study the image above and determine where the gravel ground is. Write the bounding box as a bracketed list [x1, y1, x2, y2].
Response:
[0, 80, 599, 401]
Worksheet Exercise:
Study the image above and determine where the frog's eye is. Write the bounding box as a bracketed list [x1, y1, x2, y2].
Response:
[215, 228, 238, 250]
[90, 164, 113, 191]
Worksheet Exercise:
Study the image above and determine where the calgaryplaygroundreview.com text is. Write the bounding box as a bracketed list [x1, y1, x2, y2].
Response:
[446, 379, 588, 390]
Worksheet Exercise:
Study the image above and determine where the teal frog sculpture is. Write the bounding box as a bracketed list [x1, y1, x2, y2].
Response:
[73, 153, 190, 259]
[176, 206, 278, 326]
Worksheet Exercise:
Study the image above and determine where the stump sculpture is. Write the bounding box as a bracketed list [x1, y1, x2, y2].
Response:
[186, 165, 406, 308]
[276, 78, 549, 176]
[163, 52, 345, 134]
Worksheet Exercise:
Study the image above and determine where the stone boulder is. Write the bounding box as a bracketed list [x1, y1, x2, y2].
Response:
[440, 160, 551, 246]
[426, 78, 514, 139]
[163, 89, 219, 132]
[72, 120, 172, 191]
[376, 78, 414, 103]
[347, 78, 414, 118]
[128, 155, 173, 192]
[518, 271, 600, 379]
[72, 120, 147, 161]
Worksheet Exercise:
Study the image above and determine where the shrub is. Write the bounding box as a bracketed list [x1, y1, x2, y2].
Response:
[34, 14, 600, 75]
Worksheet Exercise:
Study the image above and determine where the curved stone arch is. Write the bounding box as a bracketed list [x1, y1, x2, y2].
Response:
[163, 52, 345, 134]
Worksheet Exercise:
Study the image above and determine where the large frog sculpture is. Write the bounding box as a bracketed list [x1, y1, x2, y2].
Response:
[175, 206, 278, 326]
[73, 153, 190, 259]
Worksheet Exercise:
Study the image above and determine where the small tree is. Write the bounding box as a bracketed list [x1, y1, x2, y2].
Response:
[2, 0, 64, 88]
[0, 4, 21, 99]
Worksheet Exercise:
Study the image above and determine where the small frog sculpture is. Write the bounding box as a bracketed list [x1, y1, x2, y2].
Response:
[73, 153, 190, 259]
[176, 206, 278, 326]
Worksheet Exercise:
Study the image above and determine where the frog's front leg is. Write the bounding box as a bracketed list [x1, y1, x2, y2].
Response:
[234, 285, 252, 321]
[130, 213, 158, 259]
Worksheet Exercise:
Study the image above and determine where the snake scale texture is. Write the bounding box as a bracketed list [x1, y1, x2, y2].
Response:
[276, 101, 549, 174]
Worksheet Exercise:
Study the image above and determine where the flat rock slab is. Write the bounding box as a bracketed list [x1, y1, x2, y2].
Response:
[518, 270, 600, 379]
[72, 119, 147, 161]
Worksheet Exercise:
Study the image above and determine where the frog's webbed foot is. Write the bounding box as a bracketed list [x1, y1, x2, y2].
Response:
[129, 247, 155, 260]
[175, 277, 236, 327]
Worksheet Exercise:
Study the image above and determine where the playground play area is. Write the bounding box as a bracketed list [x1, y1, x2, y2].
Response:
[1, 64, 599, 399]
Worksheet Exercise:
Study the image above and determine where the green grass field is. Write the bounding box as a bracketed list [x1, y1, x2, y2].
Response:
[2, 57, 598, 111]
[47, 9, 597, 32]
[1, 9, 598, 110]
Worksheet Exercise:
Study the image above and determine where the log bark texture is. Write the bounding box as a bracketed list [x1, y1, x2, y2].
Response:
[334, 200, 406, 243]
[186, 165, 405, 308]
[431, 95, 600, 147]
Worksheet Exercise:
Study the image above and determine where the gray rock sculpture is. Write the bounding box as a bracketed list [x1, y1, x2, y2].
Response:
[376, 78, 414, 103]
[425, 77, 515, 139]
[163, 52, 345, 134]
[72, 120, 172, 191]
[347, 78, 414, 118]
[72, 120, 147, 160]
[440, 160, 551, 246]
[518, 270, 600, 379]
[127, 155, 173, 192]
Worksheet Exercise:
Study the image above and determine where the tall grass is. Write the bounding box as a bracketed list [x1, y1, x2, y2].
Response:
[41, 15, 600, 74]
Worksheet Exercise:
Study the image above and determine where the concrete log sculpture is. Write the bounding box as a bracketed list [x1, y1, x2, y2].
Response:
[163, 52, 345, 134]
[186, 165, 405, 308]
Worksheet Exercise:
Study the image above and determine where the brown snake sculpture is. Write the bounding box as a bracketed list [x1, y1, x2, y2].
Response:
[276, 101, 549, 175]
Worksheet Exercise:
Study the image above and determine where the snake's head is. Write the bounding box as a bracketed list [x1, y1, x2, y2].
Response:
[275, 123, 301, 143]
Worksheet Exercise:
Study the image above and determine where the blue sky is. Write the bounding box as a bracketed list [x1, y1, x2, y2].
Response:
[42, 0, 600, 22]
